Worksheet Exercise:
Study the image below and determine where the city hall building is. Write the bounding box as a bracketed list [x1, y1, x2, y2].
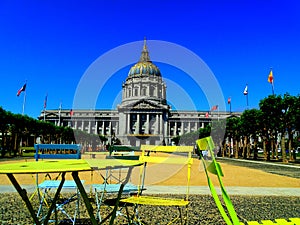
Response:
[41, 41, 235, 146]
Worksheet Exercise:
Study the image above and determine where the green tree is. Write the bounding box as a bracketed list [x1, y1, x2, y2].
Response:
[211, 119, 226, 156]
[259, 95, 283, 161]
[225, 116, 241, 158]
[0, 107, 11, 157]
[240, 109, 262, 159]
[281, 94, 298, 161]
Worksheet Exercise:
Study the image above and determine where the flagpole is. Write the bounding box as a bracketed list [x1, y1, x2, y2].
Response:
[43, 100, 45, 121]
[228, 97, 232, 114]
[22, 84, 27, 115]
[43, 93, 48, 121]
[20, 81, 27, 149]
[271, 69, 275, 95]
[268, 68, 275, 95]
[58, 101, 62, 126]
[243, 84, 249, 109]
[43, 101, 46, 121]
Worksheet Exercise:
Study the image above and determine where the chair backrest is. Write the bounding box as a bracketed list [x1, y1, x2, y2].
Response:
[34, 144, 81, 161]
[196, 136, 215, 153]
[196, 137, 240, 225]
[138, 145, 194, 199]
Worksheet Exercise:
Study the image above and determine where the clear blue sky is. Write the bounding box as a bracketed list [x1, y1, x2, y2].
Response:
[1, 0, 299, 119]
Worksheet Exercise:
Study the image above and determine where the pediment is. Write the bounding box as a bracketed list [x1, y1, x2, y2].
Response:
[119, 99, 167, 110]
[45, 112, 58, 117]
[132, 100, 159, 109]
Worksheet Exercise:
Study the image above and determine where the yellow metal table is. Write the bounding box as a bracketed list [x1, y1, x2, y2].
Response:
[0, 158, 142, 225]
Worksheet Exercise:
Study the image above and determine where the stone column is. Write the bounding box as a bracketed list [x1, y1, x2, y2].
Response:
[81, 120, 84, 132]
[95, 121, 98, 134]
[115, 121, 119, 135]
[88, 121, 91, 134]
[164, 118, 168, 142]
[155, 114, 159, 134]
[102, 121, 105, 135]
[160, 114, 163, 135]
[127, 113, 131, 134]
[146, 114, 150, 134]
[180, 122, 183, 135]
[136, 114, 140, 134]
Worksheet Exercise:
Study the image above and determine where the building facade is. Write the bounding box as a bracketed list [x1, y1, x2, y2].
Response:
[41, 40, 237, 146]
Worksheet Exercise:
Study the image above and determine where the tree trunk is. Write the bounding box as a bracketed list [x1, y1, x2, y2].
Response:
[222, 142, 225, 157]
[246, 136, 251, 159]
[14, 134, 18, 156]
[270, 139, 275, 159]
[275, 133, 279, 160]
[222, 142, 226, 157]
[288, 133, 293, 161]
[253, 139, 258, 160]
[242, 137, 246, 159]
[263, 140, 268, 161]
[235, 139, 239, 159]
[281, 136, 288, 163]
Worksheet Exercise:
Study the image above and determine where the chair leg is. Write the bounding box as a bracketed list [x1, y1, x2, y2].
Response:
[123, 204, 143, 225]
[124, 204, 132, 225]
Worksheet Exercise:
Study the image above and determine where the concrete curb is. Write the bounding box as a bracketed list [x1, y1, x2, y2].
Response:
[143, 185, 300, 196]
[1, 185, 300, 196]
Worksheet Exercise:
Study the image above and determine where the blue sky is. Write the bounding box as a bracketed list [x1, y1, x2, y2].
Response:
[1, 0, 299, 119]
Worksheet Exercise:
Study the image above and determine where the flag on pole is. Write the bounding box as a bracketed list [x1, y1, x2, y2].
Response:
[227, 97, 231, 104]
[205, 112, 209, 118]
[211, 105, 218, 111]
[243, 85, 248, 95]
[17, 83, 27, 96]
[268, 70, 273, 83]
[70, 109, 74, 116]
[44, 94, 48, 109]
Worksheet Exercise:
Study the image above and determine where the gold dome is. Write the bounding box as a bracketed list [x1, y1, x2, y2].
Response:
[128, 61, 161, 77]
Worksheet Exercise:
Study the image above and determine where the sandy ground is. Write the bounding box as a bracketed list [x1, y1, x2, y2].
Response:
[0, 154, 299, 188]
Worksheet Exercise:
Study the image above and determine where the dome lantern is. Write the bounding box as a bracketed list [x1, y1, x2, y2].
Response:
[140, 37, 151, 62]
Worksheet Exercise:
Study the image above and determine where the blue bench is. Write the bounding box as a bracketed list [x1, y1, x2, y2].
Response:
[93, 183, 138, 194]
[34, 144, 82, 161]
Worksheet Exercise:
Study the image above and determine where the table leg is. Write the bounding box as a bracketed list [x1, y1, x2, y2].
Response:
[109, 166, 133, 225]
[7, 173, 41, 225]
[72, 171, 98, 225]
[44, 172, 66, 225]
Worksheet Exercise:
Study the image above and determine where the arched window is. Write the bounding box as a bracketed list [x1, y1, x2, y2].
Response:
[149, 85, 155, 96]
[134, 87, 139, 96]
[141, 86, 146, 96]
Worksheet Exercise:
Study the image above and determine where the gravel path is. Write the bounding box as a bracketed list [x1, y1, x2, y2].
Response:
[0, 193, 299, 224]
